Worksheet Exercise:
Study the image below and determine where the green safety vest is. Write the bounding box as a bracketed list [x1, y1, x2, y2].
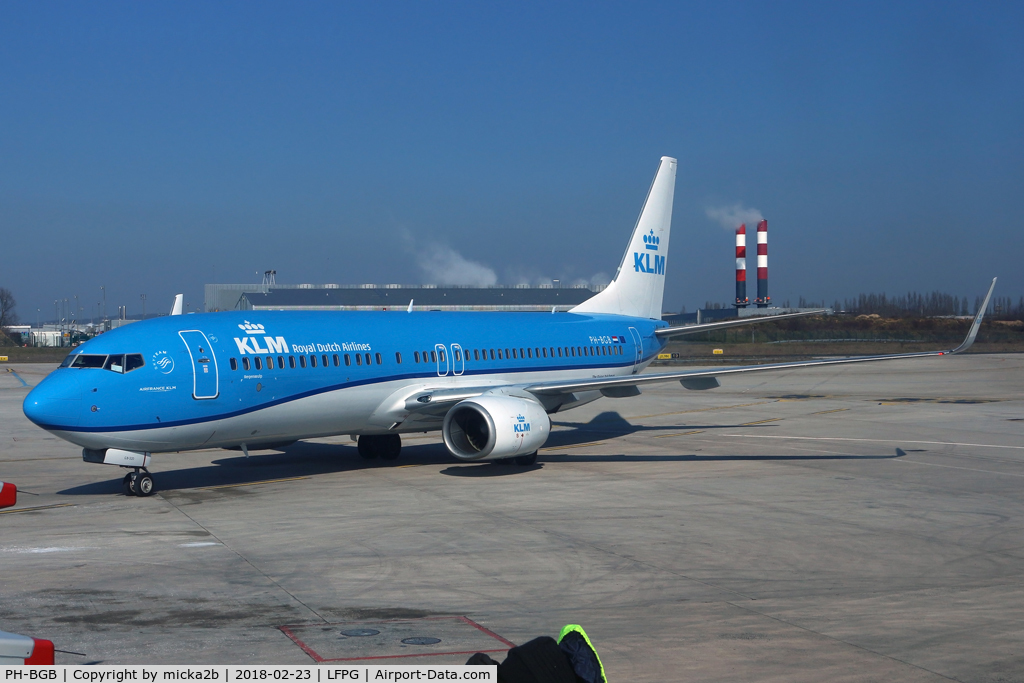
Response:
[558, 624, 607, 683]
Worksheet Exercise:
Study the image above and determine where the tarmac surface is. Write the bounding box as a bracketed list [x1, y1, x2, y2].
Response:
[2, 356, 1024, 681]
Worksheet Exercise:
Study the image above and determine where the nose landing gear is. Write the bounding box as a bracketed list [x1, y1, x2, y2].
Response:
[123, 469, 156, 497]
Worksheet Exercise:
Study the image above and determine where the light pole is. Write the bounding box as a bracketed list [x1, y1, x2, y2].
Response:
[100, 285, 106, 324]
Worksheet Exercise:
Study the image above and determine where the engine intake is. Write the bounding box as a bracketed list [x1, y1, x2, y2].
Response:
[443, 395, 550, 461]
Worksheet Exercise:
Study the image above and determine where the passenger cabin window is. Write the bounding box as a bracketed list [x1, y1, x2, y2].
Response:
[430, 351, 437, 363]
[322, 354, 329, 367]
[254, 357, 262, 370]
[278, 355, 285, 367]
[356, 354, 362, 365]
[474, 350, 480, 361]
[511, 348, 517, 359]
[289, 356, 296, 368]
[395, 352, 402, 364]
[266, 356, 274, 369]
[414, 351, 420, 363]
[299, 356, 307, 368]
[375, 352, 382, 365]
[242, 357, 251, 371]
[230, 358, 238, 371]
[345, 354, 351, 366]
[310, 355, 317, 368]
[454, 349, 461, 361]
[489, 349, 495, 360]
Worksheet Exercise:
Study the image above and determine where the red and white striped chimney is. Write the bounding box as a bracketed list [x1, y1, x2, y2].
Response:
[734, 224, 748, 307]
[754, 219, 769, 308]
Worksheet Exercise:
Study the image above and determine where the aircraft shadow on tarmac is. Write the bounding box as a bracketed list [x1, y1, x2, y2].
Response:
[57, 412, 905, 494]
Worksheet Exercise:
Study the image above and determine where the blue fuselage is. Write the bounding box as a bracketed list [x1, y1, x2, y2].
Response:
[24, 311, 668, 454]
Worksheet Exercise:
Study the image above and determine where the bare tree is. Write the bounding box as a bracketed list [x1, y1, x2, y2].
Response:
[0, 287, 18, 331]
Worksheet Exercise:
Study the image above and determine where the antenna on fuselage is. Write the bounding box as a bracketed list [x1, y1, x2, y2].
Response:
[170, 294, 184, 316]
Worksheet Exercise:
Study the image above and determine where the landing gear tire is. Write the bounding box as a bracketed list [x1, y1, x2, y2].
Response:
[123, 473, 137, 496]
[378, 434, 402, 461]
[135, 472, 155, 497]
[514, 452, 538, 466]
[357, 434, 402, 461]
[357, 436, 377, 459]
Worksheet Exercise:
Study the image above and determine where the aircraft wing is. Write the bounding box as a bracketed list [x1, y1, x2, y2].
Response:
[525, 278, 997, 398]
[655, 309, 826, 338]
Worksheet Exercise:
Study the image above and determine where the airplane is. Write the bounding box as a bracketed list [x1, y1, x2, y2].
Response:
[22, 157, 997, 497]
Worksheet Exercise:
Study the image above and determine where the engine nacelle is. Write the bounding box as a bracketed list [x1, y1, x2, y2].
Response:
[443, 395, 550, 461]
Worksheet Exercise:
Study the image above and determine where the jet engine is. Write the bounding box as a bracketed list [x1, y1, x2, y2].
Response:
[442, 395, 550, 461]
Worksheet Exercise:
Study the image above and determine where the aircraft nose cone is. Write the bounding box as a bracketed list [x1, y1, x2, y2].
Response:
[23, 371, 82, 428]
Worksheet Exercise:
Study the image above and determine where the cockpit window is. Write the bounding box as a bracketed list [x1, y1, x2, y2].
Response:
[64, 353, 144, 372]
[70, 355, 107, 369]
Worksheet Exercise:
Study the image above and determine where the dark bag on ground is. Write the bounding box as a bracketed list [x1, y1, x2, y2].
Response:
[467, 636, 578, 683]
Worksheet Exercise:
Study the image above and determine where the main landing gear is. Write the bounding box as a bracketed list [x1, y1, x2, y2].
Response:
[122, 469, 155, 497]
[357, 434, 402, 461]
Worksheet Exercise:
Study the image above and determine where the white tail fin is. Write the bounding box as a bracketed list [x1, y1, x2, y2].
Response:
[572, 156, 676, 319]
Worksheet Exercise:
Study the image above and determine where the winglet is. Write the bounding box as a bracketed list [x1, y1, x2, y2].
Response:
[169, 294, 184, 316]
[407, 299, 414, 313]
[950, 278, 997, 354]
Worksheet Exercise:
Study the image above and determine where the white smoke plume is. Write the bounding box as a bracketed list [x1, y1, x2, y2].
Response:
[706, 204, 764, 230]
[416, 244, 499, 286]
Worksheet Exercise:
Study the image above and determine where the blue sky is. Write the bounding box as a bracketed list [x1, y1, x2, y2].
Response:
[1, 1, 1022, 320]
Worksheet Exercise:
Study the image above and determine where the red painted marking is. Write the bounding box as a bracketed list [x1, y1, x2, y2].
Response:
[736, 270, 746, 281]
[0, 482, 16, 509]
[458, 615, 517, 647]
[280, 616, 514, 664]
[736, 246, 746, 258]
[757, 244, 767, 255]
[757, 268, 768, 279]
[736, 224, 746, 234]
[279, 626, 326, 663]
[757, 219, 767, 231]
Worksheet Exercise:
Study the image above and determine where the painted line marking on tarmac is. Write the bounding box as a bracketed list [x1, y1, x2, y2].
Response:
[654, 430, 705, 439]
[811, 408, 850, 415]
[719, 434, 1024, 450]
[896, 459, 1024, 478]
[544, 440, 606, 450]
[202, 476, 309, 490]
[178, 541, 223, 547]
[395, 464, 425, 468]
[740, 418, 782, 426]
[0, 503, 75, 515]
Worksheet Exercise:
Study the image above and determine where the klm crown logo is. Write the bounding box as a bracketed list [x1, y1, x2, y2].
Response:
[643, 230, 660, 250]
[238, 321, 266, 332]
[513, 414, 531, 434]
[634, 230, 665, 275]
